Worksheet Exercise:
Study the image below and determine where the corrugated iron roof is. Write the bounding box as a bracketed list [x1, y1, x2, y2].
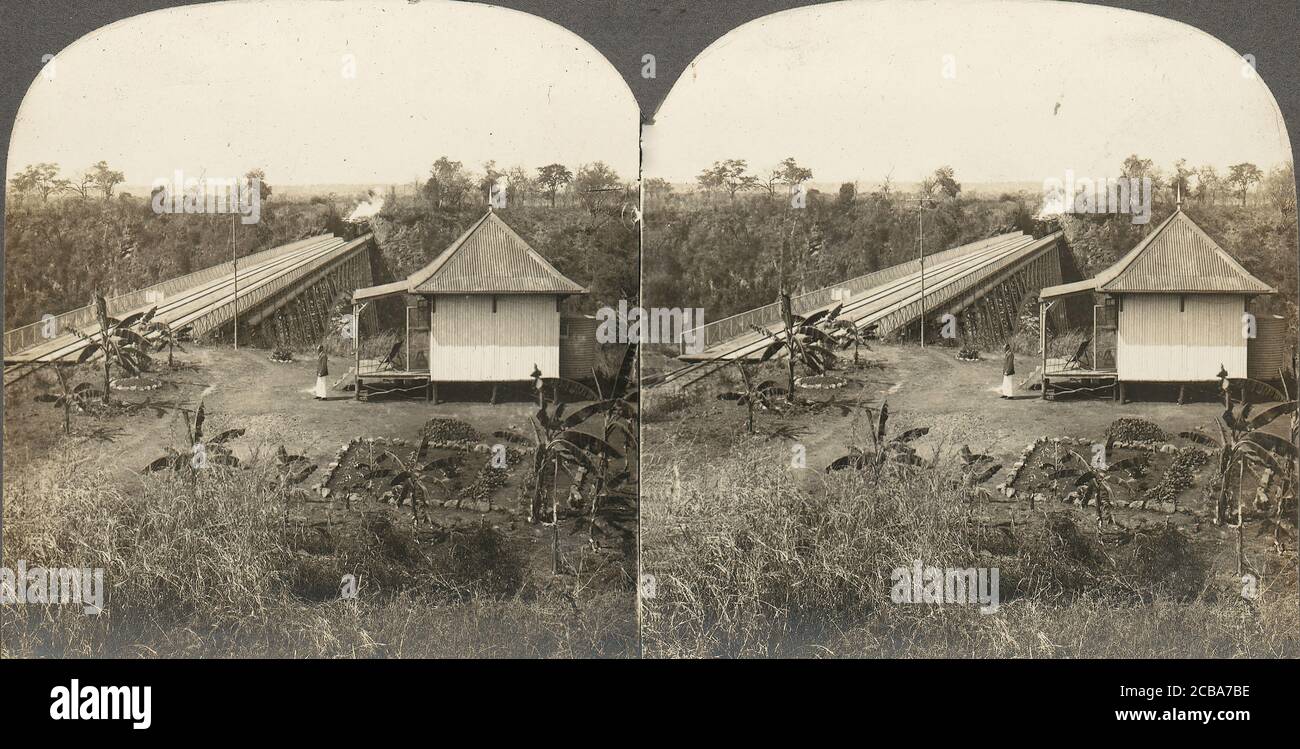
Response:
[408, 211, 586, 294]
[1040, 277, 1097, 300]
[1096, 209, 1275, 294]
[352, 279, 409, 302]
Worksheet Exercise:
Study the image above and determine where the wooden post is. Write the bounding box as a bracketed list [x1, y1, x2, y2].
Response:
[1039, 300, 1047, 400]
[1178, 383, 1186, 405]
[430, 382, 438, 404]
[353, 302, 361, 401]
[491, 383, 499, 405]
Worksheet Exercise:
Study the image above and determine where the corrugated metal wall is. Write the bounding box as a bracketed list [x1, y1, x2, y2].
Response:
[1117, 294, 1247, 381]
[1247, 314, 1289, 381]
[559, 315, 598, 380]
[428, 294, 558, 382]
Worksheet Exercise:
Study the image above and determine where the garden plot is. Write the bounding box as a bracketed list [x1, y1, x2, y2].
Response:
[1003, 426, 1214, 516]
[318, 418, 528, 517]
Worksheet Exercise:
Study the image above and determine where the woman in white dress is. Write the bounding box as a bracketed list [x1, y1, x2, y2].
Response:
[314, 344, 329, 400]
[1000, 342, 1015, 399]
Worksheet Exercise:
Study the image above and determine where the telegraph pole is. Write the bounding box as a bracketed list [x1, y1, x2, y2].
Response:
[905, 196, 935, 347]
[231, 219, 239, 350]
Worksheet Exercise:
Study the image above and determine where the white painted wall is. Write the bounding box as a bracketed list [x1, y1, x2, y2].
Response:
[428, 294, 559, 382]
[1117, 294, 1248, 381]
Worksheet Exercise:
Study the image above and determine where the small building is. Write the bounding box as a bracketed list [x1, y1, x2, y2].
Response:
[1038, 205, 1275, 401]
[350, 210, 587, 401]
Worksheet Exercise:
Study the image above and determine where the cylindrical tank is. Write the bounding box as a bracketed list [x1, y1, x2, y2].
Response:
[1248, 314, 1289, 381]
[559, 315, 598, 381]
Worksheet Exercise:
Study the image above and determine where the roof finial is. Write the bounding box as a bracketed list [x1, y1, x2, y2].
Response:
[1176, 180, 1183, 210]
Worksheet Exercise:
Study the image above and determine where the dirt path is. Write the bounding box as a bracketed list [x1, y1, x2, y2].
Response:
[6, 344, 630, 583]
[681, 343, 1227, 479]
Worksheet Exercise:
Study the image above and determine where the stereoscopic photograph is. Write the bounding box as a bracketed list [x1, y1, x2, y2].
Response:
[2, 0, 1297, 682]
[3, 0, 640, 658]
[640, 0, 1298, 657]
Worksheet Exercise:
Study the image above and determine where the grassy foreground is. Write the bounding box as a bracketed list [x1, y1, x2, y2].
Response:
[641, 433, 1299, 658]
[2, 448, 635, 658]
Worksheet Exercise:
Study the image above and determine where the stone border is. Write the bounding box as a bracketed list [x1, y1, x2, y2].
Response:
[1000, 435, 1197, 515]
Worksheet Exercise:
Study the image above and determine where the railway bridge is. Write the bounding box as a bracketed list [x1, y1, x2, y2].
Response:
[660, 230, 1072, 386]
[4, 233, 375, 386]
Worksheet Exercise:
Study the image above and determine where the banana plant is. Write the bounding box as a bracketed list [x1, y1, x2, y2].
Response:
[958, 445, 1002, 488]
[1178, 368, 1296, 569]
[1180, 368, 1296, 527]
[146, 320, 192, 367]
[1046, 437, 1150, 526]
[717, 360, 786, 434]
[828, 318, 875, 365]
[826, 402, 929, 477]
[495, 370, 625, 571]
[382, 430, 456, 522]
[575, 344, 639, 546]
[35, 365, 102, 435]
[143, 401, 244, 472]
[273, 445, 317, 486]
[755, 295, 841, 402]
[73, 293, 156, 404]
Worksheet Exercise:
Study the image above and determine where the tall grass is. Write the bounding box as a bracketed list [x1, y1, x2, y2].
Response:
[2, 445, 635, 658]
[641, 437, 1299, 658]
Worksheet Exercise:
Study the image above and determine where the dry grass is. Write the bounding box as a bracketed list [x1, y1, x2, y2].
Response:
[641, 430, 1299, 658]
[1, 445, 635, 658]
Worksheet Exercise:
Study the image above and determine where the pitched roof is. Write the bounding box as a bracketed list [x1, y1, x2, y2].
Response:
[1096, 209, 1274, 294]
[407, 211, 586, 294]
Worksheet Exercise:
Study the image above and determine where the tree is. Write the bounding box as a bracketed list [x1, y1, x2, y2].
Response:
[1227, 162, 1264, 207]
[535, 163, 573, 207]
[245, 168, 272, 202]
[1195, 165, 1221, 206]
[71, 168, 96, 199]
[776, 156, 813, 193]
[1263, 162, 1296, 218]
[574, 161, 623, 218]
[1169, 158, 1193, 203]
[9, 163, 62, 201]
[932, 165, 961, 199]
[697, 159, 759, 200]
[423, 157, 472, 208]
[836, 182, 857, 210]
[91, 160, 125, 199]
[504, 165, 534, 205]
[477, 160, 504, 203]
[644, 177, 674, 201]
[1121, 154, 1156, 181]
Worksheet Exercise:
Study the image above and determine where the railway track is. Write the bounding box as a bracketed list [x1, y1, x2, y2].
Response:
[3, 234, 363, 387]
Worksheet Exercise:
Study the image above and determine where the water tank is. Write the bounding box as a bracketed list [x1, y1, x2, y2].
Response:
[559, 315, 598, 381]
[1248, 314, 1289, 381]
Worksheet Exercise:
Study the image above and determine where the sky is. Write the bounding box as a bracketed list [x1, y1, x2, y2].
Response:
[643, 0, 1294, 186]
[6, 0, 639, 187]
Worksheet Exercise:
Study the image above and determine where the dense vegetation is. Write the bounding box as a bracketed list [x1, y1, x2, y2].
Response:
[645, 157, 1297, 338]
[4, 157, 636, 330]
